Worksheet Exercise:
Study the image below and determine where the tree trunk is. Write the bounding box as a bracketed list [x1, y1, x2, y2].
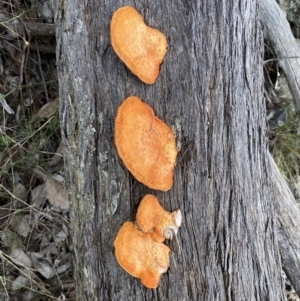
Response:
[55, 0, 286, 300]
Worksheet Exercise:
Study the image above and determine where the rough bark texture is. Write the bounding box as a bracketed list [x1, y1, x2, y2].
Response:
[260, 0, 300, 110]
[270, 154, 300, 296]
[55, 0, 286, 300]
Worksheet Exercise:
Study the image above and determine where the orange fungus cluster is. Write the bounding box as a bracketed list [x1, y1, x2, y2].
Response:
[114, 195, 182, 288]
[136, 194, 182, 243]
[111, 6, 182, 289]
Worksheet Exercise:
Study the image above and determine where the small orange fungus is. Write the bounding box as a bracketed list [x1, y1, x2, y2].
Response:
[136, 194, 182, 243]
[114, 96, 177, 191]
[114, 195, 182, 288]
[114, 222, 170, 288]
[111, 6, 167, 84]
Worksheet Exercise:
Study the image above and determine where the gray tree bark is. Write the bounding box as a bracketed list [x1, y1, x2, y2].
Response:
[55, 0, 287, 300]
[260, 0, 300, 110]
[270, 154, 300, 296]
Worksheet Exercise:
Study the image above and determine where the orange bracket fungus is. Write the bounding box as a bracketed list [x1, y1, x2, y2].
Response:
[111, 6, 167, 84]
[136, 194, 182, 243]
[114, 222, 170, 289]
[114, 96, 177, 191]
[114, 195, 182, 288]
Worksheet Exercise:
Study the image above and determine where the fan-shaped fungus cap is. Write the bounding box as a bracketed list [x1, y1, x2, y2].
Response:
[115, 96, 177, 191]
[111, 6, 167, 84]
[114, 222, 170, 288]
[136, 194, 182, 243]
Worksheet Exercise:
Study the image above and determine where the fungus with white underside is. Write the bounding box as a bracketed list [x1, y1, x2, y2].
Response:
[110, 6, 167, 84]
[114, 96, 177, 191]
[114, 195, 182, 288]
[135, 194, 182, 243]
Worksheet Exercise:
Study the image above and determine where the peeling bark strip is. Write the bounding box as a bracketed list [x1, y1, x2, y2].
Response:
[55, 0, 286, 300]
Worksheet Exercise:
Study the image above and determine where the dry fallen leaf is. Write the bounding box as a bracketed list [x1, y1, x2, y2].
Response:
[56, 261, 72, 274]
[10, 247, 32, 268]
[48, 142, 64, 167]
[1, 229, 22, 249]
[31, 184, 47, 208]
[31, 252, 53, 279]
[33, 168, 69, 210]
[37, 98, 59, 119]
[11, 214, 31, 238]
[44, 176, 69, 210]
[13, 182, 28, 201]
[54, 230, 67, 243]
[12, 268, 31, 291]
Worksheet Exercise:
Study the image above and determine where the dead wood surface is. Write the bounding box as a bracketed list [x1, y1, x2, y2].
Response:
[55, 0, 286, 300]
[0, 12, 55, 37]
[270, 153, 300, 296]
[260, 0, 300, 293]
[260, 0, 300, 110]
